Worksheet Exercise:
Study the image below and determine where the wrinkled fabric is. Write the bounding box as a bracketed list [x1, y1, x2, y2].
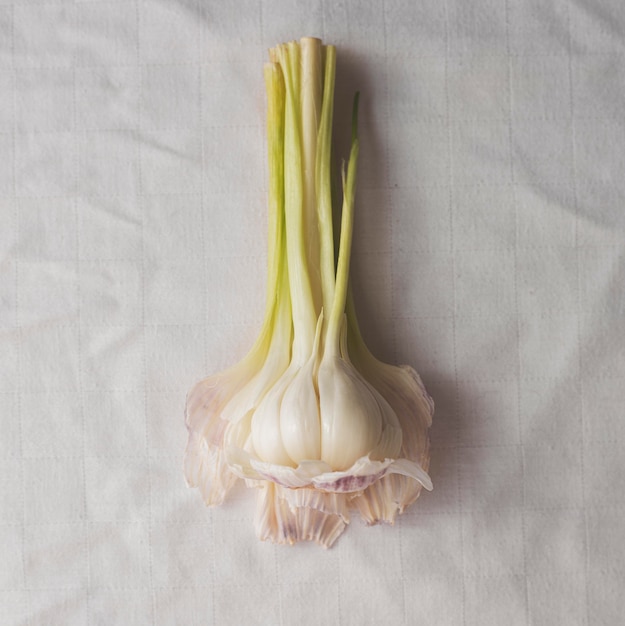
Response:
[1, 0, 624, 624]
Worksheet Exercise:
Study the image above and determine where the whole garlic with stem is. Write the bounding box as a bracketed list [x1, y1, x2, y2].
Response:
[184, 37, 433, 547]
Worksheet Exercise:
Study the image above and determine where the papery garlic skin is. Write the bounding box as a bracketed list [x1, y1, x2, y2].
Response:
[184, 37, 433, 548]
[255, 482, 347, 548]
[184, 430, 237, 506]
[184, 362, 259, 505]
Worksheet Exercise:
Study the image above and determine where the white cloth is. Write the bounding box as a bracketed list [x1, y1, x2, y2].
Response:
[1, 0, 624, 624]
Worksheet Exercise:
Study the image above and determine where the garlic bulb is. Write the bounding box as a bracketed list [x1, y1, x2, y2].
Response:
[184, 37, 433, 548]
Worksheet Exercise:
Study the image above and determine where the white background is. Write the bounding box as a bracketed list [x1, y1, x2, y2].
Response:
[1, 0, 625, 624]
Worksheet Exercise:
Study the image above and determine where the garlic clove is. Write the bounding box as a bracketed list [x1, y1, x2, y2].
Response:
[223, 409, 254, 453]
[279, 315, 322, 463]
[353, 404, 432, 523]
[344, 301, 434, 524]
[218, 338, 290, 425]
[220, 288, 293, 425]
[279, 356, 321, 462]
[350, 367, 433, 522]
[317, 354, 383, 471]
[364, 383, 403, 462]
[249, 367, 297, 467]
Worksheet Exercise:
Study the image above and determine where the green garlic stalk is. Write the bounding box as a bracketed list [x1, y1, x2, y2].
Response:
[184, 37, 433, 547]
